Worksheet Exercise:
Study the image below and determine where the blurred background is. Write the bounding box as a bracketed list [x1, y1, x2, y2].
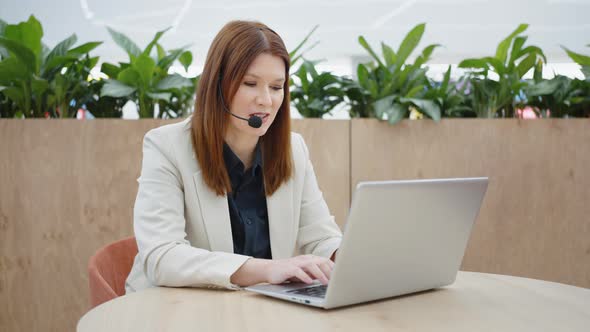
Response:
[1, 0, 588, 119]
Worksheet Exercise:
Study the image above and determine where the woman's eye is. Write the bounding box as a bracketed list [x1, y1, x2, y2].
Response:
[243, 82, 282, 91]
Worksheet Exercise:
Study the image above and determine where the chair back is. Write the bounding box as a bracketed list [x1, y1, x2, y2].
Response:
[88, 236, 138, 309]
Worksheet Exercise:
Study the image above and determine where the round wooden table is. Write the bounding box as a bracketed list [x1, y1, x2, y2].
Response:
[78, 271, 590, 331]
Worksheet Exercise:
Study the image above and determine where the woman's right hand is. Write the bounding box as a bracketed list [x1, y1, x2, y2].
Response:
[266, 255, 334, 285]
[230, 254, 334, 287]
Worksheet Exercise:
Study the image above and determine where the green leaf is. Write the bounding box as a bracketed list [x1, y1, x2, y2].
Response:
[526, 78, 561, 96]
[413, 44, 440, 68]
[146, 91, 171, 100]
[4, 15, 43, 60]
[155, 74, 193, 90]
[388, 103, 407, 124]
[100, 79, 136, 97]
[31, 76, 49, 96]
[290, 40, 319, 67]
[133, 54, 156, 87]
[0, 37, 37, 73]
[358, 36, 384, 67]
[374, 95, 395, 119]
[441, 65, 452, 91]
[156, 43, 166, 61]
[562, 46, 590, 66]
[356, 64, 370, 90]
[484, 56, 506, 75]
[88, 56, 100, 69]
[45, 34, 77, 65]
[107, 27, 141, 58]
[289, 25, 318, 59]
[516, 53, 536, 77]
[143, 27, 171, 56]
[406, 85, 424, 98]
[533, 59, 543, 82]
[158, 47, 186, 70]
[518, 46, 546, 63]
[67, 41, 102, 55]
[509, 36, 527, 63]
[101, 62, 121, 78]
[458, 58, 489, 70]
[0, 57, 29, 83]
[302, 59, 319, 77]
[381, 42, 396, 67]
[0, 19, 7, 36]
[395, 23, 425, 68]
[400, 97, 441, 121]
[41, 42, 50, 59]
[297, 65, 310, 92]
[495, 24, 528, 64]
[179, 51, 192, 72]
[2, 86, 25, 108]
[43, 54, 79, 74]
[117, 67, 141, 87]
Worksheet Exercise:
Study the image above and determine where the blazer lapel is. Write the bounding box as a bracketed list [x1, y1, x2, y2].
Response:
[192, 170, 234, 253]
[193, 168, 295, 259]
[267, 178, 294, 259]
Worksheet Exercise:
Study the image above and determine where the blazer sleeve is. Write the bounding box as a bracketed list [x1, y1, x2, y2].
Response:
[133, 128, 250, 290]
[295, 134, 343, 258]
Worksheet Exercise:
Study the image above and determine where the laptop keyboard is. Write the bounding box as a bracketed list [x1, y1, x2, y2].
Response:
[286, 285, 328, 298]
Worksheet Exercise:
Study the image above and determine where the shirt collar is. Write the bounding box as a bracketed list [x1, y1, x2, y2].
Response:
[223, 140, 263, 176]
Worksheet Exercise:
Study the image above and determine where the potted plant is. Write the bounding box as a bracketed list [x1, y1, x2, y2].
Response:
[0, 15, 102, 118]
[99, 27, 196, 118]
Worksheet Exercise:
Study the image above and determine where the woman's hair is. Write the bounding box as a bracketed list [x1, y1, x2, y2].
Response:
[191, 20, 293, 197]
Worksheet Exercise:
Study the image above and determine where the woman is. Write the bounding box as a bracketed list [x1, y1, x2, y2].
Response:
[125, 20, 342, 293]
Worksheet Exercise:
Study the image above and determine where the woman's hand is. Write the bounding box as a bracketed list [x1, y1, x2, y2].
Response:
[230, 254, 334, 287]
[266, 255, 334, 285]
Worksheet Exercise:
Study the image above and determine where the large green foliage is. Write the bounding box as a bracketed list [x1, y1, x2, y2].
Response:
[350, 23, 441, 124]
[99, 27, 196, 118]
[458, 24, 546, 118]
[1, 17, 588, 121]
[0, 15, 102, 118]
[290, 59, 344, 118]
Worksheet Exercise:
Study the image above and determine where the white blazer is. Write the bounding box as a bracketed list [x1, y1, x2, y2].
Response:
[125, 117, 342, 292]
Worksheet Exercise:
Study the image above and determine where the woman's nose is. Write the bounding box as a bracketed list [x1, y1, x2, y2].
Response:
[255, 87, 272, 107]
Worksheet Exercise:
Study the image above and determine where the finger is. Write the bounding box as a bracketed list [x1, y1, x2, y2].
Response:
[288, 276, 305, 284]
[304, 264, 329, 285]
[318, 262, 332, 280]
[325, 258, 335, 269]
[295, 268, 313, 284]
[312, 256, 334, 269]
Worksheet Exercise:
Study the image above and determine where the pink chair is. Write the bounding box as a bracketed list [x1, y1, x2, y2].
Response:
[88, 236, 138, 309]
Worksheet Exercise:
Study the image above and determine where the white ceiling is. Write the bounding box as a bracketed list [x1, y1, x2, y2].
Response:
[1, 0, 589, 72]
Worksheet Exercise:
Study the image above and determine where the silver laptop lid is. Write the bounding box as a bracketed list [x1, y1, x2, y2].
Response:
[323, 177, 488, 309]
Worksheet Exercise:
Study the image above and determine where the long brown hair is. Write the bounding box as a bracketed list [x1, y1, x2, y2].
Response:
[191, 20, 293, 197]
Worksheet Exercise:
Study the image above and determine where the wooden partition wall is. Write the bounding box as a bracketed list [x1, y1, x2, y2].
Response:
[351, 119, 590, 289]
[1, 118, 588, 332]
[0, 119, 349, 332]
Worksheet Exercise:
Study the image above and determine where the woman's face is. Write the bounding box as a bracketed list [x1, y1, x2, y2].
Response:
[226, 53, 286, 139]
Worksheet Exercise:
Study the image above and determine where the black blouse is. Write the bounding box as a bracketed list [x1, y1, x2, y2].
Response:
[222, 141, 272, 259]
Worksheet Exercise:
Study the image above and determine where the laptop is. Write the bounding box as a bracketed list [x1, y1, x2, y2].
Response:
[245, 177, 489, 309]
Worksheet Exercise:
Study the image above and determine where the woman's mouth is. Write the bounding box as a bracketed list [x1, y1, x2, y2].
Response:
[249, 113, 270, 123]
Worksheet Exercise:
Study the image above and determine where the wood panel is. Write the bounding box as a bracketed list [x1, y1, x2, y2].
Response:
[351, 118, 590, 289]
[0, 118, 350, 332]
[291, 119, 350, 229]
[0, 119, 172, 332]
